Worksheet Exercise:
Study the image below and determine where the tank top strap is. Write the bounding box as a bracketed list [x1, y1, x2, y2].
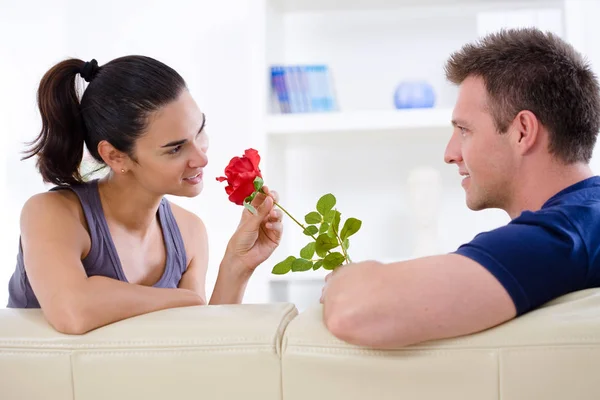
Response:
[158, 198, 188, 276]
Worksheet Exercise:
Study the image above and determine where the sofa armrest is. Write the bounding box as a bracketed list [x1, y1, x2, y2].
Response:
[281, 289, 600, 400]
[0, 303, 298, 400]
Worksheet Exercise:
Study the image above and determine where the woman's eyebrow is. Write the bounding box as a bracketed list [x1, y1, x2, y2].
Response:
[161, 113, 206, 148]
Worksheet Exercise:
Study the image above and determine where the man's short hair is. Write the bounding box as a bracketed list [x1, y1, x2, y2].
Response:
[445, 28, 600, 164]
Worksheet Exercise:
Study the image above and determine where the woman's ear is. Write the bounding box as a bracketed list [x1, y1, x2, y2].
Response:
[512, 110, 540, 156]
[97, 140, 130, 174]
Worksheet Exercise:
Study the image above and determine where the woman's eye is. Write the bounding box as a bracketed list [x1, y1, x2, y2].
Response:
[168, 145, 183, 155]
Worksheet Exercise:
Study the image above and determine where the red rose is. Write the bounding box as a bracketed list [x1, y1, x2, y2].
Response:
[216, 148, 263, 205]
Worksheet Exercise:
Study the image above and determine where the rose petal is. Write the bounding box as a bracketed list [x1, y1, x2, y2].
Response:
[244, 148, 261, 171]
[217, 148, 264, 206]
[229, 180, 256, 205]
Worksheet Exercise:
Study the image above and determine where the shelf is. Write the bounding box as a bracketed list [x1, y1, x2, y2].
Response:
[265, 108, 453, 136]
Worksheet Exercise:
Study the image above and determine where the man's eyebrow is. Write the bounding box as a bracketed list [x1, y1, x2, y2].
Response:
[160, 113, 206, 148]
[451, 118, 469, 127]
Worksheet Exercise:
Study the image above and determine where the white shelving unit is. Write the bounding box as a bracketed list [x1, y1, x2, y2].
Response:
[265, 108, 453, 135]
[243, 0, 594, 309]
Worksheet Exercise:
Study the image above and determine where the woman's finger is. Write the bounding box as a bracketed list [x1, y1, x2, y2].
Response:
[250, 191, 267, 208]
[265, 221, 283, 233]
[268, 209, 283, 222]
[269, 190, 280, 204]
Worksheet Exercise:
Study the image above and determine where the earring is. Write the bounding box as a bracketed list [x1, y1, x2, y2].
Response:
[121, 169, 126, 174]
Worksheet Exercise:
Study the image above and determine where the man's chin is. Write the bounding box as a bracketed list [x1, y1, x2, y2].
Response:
[465, 195, 486, 211]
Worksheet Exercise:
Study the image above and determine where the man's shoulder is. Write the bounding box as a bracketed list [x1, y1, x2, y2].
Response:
[512, 176, 600, 233]
[543, 176, 600, 209]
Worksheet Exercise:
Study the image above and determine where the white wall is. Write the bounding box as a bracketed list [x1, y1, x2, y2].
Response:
[0, 0, 71, 305]
[564, 0, 600, 173]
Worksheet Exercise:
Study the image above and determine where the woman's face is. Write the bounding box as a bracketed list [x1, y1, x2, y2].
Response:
[128, 90, 209, 198]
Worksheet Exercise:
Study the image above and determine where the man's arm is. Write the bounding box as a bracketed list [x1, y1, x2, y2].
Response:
[322, 254, 516, 349]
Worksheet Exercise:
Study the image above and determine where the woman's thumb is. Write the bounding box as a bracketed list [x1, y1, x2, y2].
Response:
[245, 193, 273, 227]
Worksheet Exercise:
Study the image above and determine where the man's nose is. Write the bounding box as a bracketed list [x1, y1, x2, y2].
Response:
[444, 130, 462, 165]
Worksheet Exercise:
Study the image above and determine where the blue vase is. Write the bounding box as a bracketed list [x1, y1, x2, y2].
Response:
[394, 81, 436, 109]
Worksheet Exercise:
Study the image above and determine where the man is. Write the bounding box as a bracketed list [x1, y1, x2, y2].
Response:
[320, 27, 600, 349]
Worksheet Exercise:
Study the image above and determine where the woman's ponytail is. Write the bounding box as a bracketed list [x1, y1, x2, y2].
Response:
[23, 58, 88, 186]
[23, 55, 186, 186]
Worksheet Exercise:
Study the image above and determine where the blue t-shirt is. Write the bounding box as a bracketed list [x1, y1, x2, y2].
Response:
[455, 176, 600, 316]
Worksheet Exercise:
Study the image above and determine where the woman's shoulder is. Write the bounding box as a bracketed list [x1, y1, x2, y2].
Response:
[24, 189, 81, 216]
[166, 201, 208, 251]
[22, 189, 88, 230]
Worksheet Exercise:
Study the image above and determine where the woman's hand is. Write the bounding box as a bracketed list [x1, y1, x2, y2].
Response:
[224, 186, 283, 274]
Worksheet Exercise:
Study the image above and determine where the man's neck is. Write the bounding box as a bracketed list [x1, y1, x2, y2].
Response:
[505, 162, 594, 219]
[97, 174, 163, 237]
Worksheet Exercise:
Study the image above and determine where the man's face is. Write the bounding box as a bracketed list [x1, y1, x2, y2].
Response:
[444, 76, 516, 211]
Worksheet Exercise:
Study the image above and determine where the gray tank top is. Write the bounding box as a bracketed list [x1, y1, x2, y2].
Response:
[7, 179, 188, 308]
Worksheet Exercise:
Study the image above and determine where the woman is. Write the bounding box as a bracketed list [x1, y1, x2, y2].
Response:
[6, 56, 283, 334]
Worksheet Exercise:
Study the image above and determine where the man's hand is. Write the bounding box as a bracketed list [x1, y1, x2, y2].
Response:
[320, 261, 384, 304]
[320, 255, 516, 349]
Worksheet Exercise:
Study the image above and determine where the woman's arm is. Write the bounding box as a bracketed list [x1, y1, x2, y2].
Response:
[175, 207, 251, 304]
[20, 193, 204, 335]
[175, 187, 282, 304]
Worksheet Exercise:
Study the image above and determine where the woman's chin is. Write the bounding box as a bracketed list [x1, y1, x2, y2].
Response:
[173, 181, 204, 198]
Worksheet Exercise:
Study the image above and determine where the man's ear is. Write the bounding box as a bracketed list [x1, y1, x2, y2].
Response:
[512, 110, 540, 156]
[97, 140, 130, 174]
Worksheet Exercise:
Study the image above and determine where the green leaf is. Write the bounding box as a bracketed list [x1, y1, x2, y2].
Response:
[292, 258, 313, 272]
[300, 242, 315, 259]
[327, 210, 341, 238]
[305, 211, 322, 224]
[271, 256, 295, 275]
[315, 234, 339, 257]
[343, 238, 350, 250]
[317, 194, 336, 216]
[253, 176, 264, 192]
[324, 209, 335, 223]
[319, 222, 329, 234]
[341, 218, 362, 241]
[245, 192, 256, 204]
[303, 225, 318, 236]
[313, 260, 324, 271]
[323, 252, 345, 270]
[244, 202, 257, 215]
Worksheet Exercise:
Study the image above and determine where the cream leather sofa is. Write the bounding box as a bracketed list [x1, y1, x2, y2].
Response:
[1, 289, 600, 400]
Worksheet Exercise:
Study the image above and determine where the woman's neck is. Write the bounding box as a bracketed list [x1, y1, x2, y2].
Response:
[97, 173, 163, 237]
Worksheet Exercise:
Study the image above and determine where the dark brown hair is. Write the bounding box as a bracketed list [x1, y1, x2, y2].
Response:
[23, 56, 187, 186]
[445, 28, 600, 164]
